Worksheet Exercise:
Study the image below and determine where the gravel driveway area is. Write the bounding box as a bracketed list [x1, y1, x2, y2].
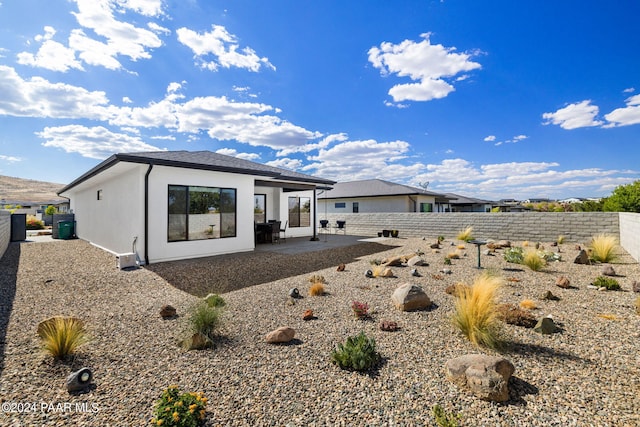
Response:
[0, 237, 638, 426]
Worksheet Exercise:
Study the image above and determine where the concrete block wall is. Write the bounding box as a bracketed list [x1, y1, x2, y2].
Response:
[619, 213, 640, 262]
[0, 211, 10, 259]
[320, 212, 620, 244]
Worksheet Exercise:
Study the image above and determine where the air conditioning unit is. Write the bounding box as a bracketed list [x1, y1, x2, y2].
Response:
[116, 253, 138, 270]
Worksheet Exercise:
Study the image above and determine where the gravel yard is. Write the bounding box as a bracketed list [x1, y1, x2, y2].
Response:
[0, 236, 639, 426]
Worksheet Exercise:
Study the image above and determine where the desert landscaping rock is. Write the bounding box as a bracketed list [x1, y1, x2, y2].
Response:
[444, 354, 515, 402]
[555, 276, 571, 289]
[574, 249, 591, 264]
[534, 316, 559, 334]
[602, 265, 616, 276]
[391, 283, 431, 311]
[159, 304, 177, 318]
[0, 237, 639, 426]
[265, 326, 296, 344]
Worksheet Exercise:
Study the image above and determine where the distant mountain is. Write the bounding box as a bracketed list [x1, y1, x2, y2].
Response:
[0, 175, 67, 204]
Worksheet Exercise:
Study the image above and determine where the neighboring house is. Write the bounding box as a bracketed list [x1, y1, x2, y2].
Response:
[0, 199, 70, 217]
[317, 179, 452, 214]
[440, 193, 494, 213]
[58, 151, 335, 264]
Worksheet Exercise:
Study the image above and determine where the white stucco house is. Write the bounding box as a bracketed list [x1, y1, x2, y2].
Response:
[317, 179, 453, 214]
[58, 151, 335, 264]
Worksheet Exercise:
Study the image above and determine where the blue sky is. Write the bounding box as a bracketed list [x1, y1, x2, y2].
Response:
[0, 0, 639, 200]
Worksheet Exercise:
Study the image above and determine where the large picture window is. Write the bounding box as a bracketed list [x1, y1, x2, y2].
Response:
[168, 185, 236, 242]
[288, 196, 311, 228]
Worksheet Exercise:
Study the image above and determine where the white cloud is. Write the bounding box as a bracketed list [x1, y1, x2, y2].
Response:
[623, 87, 635, 93]
[603, 94, 640, 127]
[116, 0, 164, 17]
[0, 155, 22, 163]
[542, 100, 603, 129]
[368, 33, 481, 103]
[483, 135, 496, 142]
[215, 147, 260, 161]
[0, 65, 110, 119]
[17, 27, 84, 72]
[177, 25, 275, 72]
[265, 158, 303, 170]
[122, 96, 133, 104]
[37, 125, 163, 159]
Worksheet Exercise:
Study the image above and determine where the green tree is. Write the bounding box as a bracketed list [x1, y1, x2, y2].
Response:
[45, 205, 57, 216]
[603, 180, 640, 212]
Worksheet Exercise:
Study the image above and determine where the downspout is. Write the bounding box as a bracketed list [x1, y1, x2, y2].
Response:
[144, 163, 153, 265]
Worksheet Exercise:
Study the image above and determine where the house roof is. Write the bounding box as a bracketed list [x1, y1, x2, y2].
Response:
[321, 179, 451, 200]
[59, 150, 335, 194]
[442, 192, 494, 205]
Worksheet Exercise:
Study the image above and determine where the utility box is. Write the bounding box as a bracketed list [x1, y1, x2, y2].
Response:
[116, 253, 138, 270]
[10, 214, 26, 242]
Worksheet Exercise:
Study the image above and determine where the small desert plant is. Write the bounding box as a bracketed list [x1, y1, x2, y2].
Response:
[38, 317, 89, 359]
[635, 296, 640, 315]
[447, 251, 461, 260]
[523, 250, 546, 271]
[204, 293, 225, 308]
[519, 299, 537, 310]
[522, 240, 530, 247]
[443, 257, 452, 265]
[308, 274, 326, 284]
[496, 303, 537, 328]
[309, 282, 325, 296]
[369, 258, 383, 266]
[452, 272, 503, 350]
[351, 301, 369, 319]
[331, 331, 380, 372]
[456, 226, 474, 242]
[188, 303, 222, 343]
[557, 235, 566, 245]
[503, 246, 524, 264]
[592, 276, 621, 290]
[432, 404, 461, 427]
[589, 234, 618, 263]
[437, 235, 445, 243]
[151, 385, 207, 427]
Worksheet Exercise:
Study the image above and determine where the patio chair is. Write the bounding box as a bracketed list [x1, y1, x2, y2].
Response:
[319, 219, 330, 234]
[335, 220, 346, 235]
[279, 220, 288, 242]
[271, 221, 281, 243]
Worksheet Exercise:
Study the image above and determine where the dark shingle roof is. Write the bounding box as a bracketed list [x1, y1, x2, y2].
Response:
[59, 150, 335, 194]
[322, 179, 449, 199]
[442, 192, 494, 205]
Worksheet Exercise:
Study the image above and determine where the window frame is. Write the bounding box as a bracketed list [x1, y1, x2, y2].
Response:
[167, 184, 237, 242]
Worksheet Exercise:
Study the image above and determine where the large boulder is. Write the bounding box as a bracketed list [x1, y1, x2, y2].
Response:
[444, 354, 515, 402]
[391, 283, 431, 311]
[266, 326, 295, 344]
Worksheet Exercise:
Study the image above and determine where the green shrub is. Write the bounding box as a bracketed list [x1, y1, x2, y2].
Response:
[331, 332, 380, 372]
[26, 215, 45, 230]
[592, 276, 621, 290]
[432, 404, 461, 427]
[38, 317, 89, 359]
[204, 293, 225, 308]
[151, 385, 207, 427]
[443, 257, 452, 265]
[503, 247, 524, 264]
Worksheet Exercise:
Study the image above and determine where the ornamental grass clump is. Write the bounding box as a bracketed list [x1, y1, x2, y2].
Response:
[38, 317, 89, 359]
[523, 250, 546, 272]
[308, 282, 325, 296]
[589, 234, 618, 263]
[183, 303, 222, 349]
[331, 331, 380, 372]
[456, 226, 474, 242]
[452, 272, 503, 350]
[151, 385, 207, 427]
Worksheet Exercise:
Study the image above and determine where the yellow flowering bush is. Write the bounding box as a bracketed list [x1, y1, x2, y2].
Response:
[152, 386, 207, 427]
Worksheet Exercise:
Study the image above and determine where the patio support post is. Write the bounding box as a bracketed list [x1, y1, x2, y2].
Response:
[310, 187, 319, 241]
